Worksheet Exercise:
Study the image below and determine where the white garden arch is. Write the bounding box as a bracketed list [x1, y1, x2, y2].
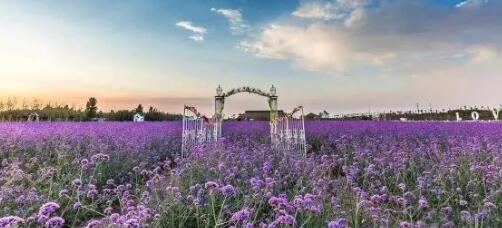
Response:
[182, 85, 306, 156]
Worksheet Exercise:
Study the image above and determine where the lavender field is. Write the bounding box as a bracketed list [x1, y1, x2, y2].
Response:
[1, 121, 501, 227]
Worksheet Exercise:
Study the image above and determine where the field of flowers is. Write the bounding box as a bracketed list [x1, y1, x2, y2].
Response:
[0, 121, 501, 227]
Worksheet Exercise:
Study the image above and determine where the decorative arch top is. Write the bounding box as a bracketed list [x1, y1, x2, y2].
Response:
[216, 85, 277, 98]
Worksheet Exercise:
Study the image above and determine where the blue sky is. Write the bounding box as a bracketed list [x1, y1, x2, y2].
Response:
[1, 0, 501, 115]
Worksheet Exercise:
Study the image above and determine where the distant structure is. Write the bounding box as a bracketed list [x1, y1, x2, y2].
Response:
[91, 117, 107, 122]
[133, 113, 145, 122]
[28, 112, 40, 122]
[238, 110, 285, 121]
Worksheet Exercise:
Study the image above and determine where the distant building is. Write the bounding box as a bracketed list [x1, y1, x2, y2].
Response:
[133, 113, 145, 122]
[238, 110, 284, 121]
[91, 117, 107, 122]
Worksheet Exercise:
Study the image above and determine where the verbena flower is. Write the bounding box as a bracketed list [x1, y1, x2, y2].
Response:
[73, 202, 82, 210]
[0, 216, 24, 227]
[275, 214, 296, 225]
[85, 219, 102, 228]
[204, 181, 219, 189]
[418, 196, 429, 210]
[220, 184, 236, 196]
[399, 221, 412, 228]
[72, 179, 82, 188]
[328, 218, 348, 228]
[45, 216, 65, 228]
[38, 202, 60, 217]
[460, 210, 472, 223]
[231, 208, 251, 222]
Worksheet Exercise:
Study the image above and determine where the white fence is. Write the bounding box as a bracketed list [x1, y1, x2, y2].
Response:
[182, 104, 306, 157]
[273, 106, 307, 156]
[181, 106, 219, 157]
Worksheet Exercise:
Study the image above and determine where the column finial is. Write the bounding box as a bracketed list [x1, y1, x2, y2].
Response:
[216, 85, 223, 96]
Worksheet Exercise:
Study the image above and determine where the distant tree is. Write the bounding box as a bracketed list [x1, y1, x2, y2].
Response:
[31, 98, 41, 110]
[85, 97, 98, 120]
[6, 97, 16, 111]
[319, 110, 330, 118]
[305, 112, 319, 120]
[135, 104, 144, 114]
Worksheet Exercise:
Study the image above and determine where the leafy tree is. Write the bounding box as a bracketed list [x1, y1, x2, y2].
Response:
[135, 104, 144, 114]
[85, 97, 98, 120]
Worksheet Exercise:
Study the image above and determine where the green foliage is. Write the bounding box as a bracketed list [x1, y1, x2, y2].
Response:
[85, 97, 98, 120]
[0, 98, 182, 121]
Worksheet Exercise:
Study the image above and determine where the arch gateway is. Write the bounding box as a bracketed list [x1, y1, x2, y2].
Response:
[182, 85, 306, 156]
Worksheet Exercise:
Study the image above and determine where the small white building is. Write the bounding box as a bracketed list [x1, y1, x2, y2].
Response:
[133, 113, 145, 122]
[28, 112, 40, 122]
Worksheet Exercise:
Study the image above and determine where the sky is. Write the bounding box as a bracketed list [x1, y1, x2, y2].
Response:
[1, 0, 501, 115]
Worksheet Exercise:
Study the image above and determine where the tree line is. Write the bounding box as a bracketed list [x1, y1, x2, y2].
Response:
[0, 97, 182, 121]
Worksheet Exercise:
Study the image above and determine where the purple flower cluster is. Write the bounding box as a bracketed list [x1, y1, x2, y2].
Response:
[231, 208, 251, 222]
[0, 216, 24, 227]
[1, 121, 501, 227]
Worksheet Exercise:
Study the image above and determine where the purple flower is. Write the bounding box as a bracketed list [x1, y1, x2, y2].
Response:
[275, 214, 296, 225]
[461, 210, 472, 223]
[86, 219, 102, 228]
[399, 221, 412, 228]
[263, 161, 273, 174]
[73, 202, 82, 209]
[328, 218, 348, 228]
[231, 208, 251, 222]
[268, 196, 288, 207]
[204, 181, 219, 189]
[250, 177, 264, 190]
[109, 213, 120, 223]
[38, 202, 60, 217]
[0, 216, 24, 227]
[104, 206, 113, 215]
[220, 184, 236, 196]
[72, 179, 82, 188]
[146, 180, 154, 189]
[484, 201, 496, 210]
[80, 159, 89, 169]
[441, 205, 452, 214]
[418, 196, 428, 210]
[45, 216, 65, 228]
[124, 218, 140, 228]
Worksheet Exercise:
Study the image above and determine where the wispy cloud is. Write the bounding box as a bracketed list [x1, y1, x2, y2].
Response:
[291, 0, 369, 21]
[175, 21, 207, 42]
[456, 0, 489, 8]
[211, 8, 247, 34]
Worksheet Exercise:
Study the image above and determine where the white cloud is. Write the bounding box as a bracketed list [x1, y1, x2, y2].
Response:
[292, 0, 369, 21]
[175, 21, 207, 42]
[456, 0, 489, 8]
[468, 46, 497, 62]
[240, 24, 362, 73]
[292, 2, 342, 20]
[211, 8, 247, 34]
[242, 1, 502, 75]
[343, 8, 366, 28]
